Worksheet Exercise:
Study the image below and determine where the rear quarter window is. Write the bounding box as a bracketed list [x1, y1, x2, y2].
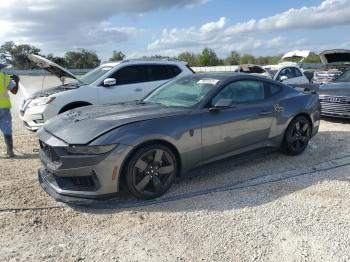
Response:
[267, 83, 283, 97]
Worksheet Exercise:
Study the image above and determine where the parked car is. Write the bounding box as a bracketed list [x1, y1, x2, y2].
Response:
[20, 55, 193, 131]
[313, 49, 350, 84]
[233, 64, 271, 78]
[319, 68, 350, 118]
[37, 73, 321, 202]
[263, 63, 310, 85]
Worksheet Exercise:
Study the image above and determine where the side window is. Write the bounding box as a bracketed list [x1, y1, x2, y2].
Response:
[144, 65, 178, 82]
[110, 66, 146, 85]
[167, 65, 182, 78]
[292, 67, 302, 77]
[268, 83, 282, 97]
[212, 80, 265, 105]
[278, 67, 297, 80]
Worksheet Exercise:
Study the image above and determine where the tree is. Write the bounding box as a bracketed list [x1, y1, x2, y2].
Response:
[178, 52, 199, 66]
[303, 54, 321, 63]
[225, 51, 241, 65]
[0, 41, 41, 69]
[240, 54, 256, 64]
[109, 51, 125, 62]
[64, 49, 101, 69]
[198, 48, 219, 66]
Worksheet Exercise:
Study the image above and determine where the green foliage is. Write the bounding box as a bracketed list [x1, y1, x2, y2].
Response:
[303, 54, 321, 63]
[225, 51, 241, 65]
[0, 41, 41, 69]
[240, 54, 256, 64]
[109, 51, 126, 62]
[177, 52, 199, 66]
[64, 49, 101, 69]
[198, 48, 220, 66]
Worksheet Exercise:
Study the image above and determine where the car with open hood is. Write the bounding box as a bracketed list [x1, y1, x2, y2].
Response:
[19, 55, 193, 131]
[313, 49, 350, 84]
[37, 73, 321, 203]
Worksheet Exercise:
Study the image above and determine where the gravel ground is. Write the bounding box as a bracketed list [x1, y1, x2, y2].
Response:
[1, 77, 350, 261]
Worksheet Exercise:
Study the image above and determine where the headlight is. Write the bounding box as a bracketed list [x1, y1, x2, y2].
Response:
[65, 144, 118, 155]
[28, 97, 55, 107]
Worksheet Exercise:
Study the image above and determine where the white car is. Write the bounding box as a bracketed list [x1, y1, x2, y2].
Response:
[263, 63, 310, 85]
[20, 55, 193, 131]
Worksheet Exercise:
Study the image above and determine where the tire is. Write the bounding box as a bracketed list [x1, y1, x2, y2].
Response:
[125, 144, 178, 199]
[282, 115, 312, 155]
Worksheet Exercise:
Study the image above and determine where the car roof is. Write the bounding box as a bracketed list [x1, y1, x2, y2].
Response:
[186, 72, 273, 82]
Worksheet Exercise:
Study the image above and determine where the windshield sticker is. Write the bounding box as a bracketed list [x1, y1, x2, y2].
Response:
[197, 79, 220, 85]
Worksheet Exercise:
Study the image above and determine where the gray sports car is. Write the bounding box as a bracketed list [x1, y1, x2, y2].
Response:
[37, 74, 321, 202]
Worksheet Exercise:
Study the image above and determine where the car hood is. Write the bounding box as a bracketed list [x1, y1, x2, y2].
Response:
[43, 102, 190, 145]
[29, 54, 78, 81]
[29, 83, 82, 99]
[282, 50, 311, 63]
[319, 49, 350, 66]
[319, 82, 350, 96]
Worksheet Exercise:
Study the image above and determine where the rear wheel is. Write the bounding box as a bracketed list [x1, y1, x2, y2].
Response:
[282, 116, 312, 155]
[125, 144, 177, 199]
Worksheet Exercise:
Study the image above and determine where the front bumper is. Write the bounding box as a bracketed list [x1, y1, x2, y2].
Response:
[37, 129, 134, 203]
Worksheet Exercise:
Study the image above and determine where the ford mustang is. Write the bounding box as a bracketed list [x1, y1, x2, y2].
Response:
[37, 73, 321, 202]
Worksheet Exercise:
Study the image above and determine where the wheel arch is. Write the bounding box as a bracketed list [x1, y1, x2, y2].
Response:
[119, 139, 182, 188]
[58, 101, 92, 114]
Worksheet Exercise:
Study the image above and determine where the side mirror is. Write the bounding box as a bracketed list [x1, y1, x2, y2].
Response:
[103, 78, 116, 87]
[280, 76, 288, 82]
[210, 99, 233, 112]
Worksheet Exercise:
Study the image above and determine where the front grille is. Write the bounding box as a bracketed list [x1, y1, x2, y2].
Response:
[320, 96, 350, 115]
[54, 174, 98, 191]
[39, 140, 60, 162]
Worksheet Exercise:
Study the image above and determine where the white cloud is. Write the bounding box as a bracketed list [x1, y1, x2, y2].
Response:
[0, 0, 205, 55]
[148, 0, 350, 55]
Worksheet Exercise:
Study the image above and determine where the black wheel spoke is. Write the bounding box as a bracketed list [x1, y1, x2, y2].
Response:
[301, 123, 309, 133]
[135, 159, 148, 171]
[154, 149, 164, 163]
[135, 175, 151, 191]
[295, 122, 301, 131]
[157, 165, 174, 175]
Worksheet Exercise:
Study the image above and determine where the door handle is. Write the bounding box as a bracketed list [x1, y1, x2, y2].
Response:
[134, 88, 143, 92]
[259, 111, 273, 116]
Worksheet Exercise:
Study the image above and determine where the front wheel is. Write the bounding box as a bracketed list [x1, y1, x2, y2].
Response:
[125, 144, 178, 199]
[282, 116, 312, 155]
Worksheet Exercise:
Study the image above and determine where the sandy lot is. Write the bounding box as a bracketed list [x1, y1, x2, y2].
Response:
[1, 77, 350, 261]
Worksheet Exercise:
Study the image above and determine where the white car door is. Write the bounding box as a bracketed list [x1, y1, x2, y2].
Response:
[98, 65, 147, 104]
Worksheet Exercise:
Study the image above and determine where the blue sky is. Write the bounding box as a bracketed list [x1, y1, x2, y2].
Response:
[1, 0, 350, 60]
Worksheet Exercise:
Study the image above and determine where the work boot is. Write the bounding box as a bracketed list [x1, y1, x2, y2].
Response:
[4, 135, 15, 158]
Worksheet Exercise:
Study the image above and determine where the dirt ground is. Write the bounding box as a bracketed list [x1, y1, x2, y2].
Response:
[1, 77, 350, 261]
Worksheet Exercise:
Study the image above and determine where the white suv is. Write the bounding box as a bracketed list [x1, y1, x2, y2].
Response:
[20, 55, 193, 131]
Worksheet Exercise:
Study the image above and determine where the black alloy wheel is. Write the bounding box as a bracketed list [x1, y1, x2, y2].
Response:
[283, 116, 312, 155]
[126, 144, 177, 199]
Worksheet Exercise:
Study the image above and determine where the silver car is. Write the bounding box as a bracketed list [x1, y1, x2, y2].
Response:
[38, 74, 321, 202]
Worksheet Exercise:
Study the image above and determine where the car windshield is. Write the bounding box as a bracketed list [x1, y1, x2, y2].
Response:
[144, 76, 220, 108]
[335, 69, 350, 82]
[78, 65, 114, 85]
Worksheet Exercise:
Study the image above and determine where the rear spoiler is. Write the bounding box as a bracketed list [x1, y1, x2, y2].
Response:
[289, 83, 320, 93]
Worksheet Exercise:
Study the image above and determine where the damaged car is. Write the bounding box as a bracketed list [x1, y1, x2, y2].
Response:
[313, 49, 350, 84]
[37, 73, 321, 203]
[20, 55, 193, 131]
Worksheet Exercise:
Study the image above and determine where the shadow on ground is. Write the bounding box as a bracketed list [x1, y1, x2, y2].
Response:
[69, 128, 350, 214]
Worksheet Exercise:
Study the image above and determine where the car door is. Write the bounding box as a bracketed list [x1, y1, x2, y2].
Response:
[98, 65, 147, 104]
[142, 64, 182, 96]
[201, 80, 275, 161]
[276, 67, 308, 84]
